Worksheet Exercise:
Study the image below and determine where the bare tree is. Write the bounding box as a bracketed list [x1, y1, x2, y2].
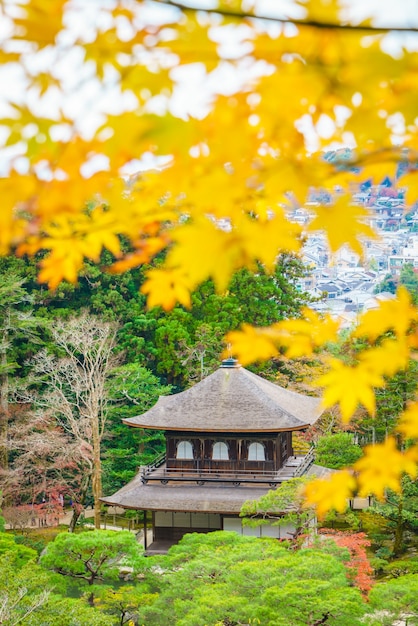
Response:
[31, 313, 121, 530]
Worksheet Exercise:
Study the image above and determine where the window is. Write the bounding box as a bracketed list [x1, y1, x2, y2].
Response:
[248, 442, 265, 461]
[212, 442, 229, 460]
[176, 441, 194, 460]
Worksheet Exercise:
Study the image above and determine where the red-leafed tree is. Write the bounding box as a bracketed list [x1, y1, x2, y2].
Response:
[320, 529, 374, 596]
[3, 405, 87, 528]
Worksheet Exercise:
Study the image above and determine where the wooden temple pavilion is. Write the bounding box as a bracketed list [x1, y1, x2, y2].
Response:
[102, 358, 327, 554]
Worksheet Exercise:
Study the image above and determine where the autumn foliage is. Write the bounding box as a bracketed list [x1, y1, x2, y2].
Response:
[1, 0, 418, 512]
[320, 530, 374, 596]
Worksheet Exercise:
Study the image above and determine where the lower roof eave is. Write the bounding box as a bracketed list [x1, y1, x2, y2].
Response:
[100, 501, 253, 516]
[100, 483, 274, 516]
[121, 422, 310, 433]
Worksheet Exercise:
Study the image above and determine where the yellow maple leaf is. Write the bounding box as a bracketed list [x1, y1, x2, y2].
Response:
[0, 208, 27, 255]
[31, 71, 61, 97]
[82, 207, 122, 262]
[141, 268, 192, 310]
[354, 287, 418, 341]
[303, 470, 356, 519]
[277, 308, 340, 357]
[13, 0, 66, 48]
[358, 338, 410, 379]
[307, 195, 377, 256]
[315, 358, 385, 422]
[167, 217, 239, 292]
[398, 171, 418, 207]
[355, 438, 418, 500]
[226, 309, 340, 365]
[31, 210, 124, 288]
[38, 245, 85, 290]
[109, 237, 167, 273]
[296, 0, 343, 25]
[0, 172, 37, 253]
[397, 402, 418, 440]
[345, 112, 391, 154]
[359, 160, 399, 186]
[237, 208, 302, 270]
[224, 324, 279, 365]
[159, 14, 219, 72]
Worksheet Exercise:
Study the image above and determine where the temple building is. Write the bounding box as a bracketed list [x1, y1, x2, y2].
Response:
[102, 358, 329, 553]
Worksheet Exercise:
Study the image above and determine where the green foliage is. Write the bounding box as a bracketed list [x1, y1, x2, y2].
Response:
[94, 584, 158, 625]
[374, 273, 397, 295]
[8, 253, 311, 385]
[240, 477, 316, 545]
[369, 556, 389, 576]
[321, 509, 361, 531]
[0, 264, 46, 468]
[138, 531, 367, 626]
[0, 552, 112, 625]
[400, 262, 418, 303]
[0, 492, 4, 532]
[371, 360, 418, 443]
[103, 363, 172, 494]
[383, 558, 418, 578]
[27, 595, 114, 626]
[370, 476, 418, 555]
[0, 531, 38, 567]
[0, 262, 46, 374]
[366, 574, 418, 625]
[12, 532, 47, 556]
[40, 530, 145, 600]
[315, 433, 363, 469]
[0, 554, 52, 625]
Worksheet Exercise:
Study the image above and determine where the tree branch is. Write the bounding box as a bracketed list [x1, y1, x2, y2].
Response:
[151, 0, 418, 32]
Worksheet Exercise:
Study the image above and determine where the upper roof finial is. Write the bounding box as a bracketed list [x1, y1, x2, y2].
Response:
[221, 357, 240, 368]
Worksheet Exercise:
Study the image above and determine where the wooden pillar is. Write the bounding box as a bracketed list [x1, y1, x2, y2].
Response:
[143, 510, 147, 550]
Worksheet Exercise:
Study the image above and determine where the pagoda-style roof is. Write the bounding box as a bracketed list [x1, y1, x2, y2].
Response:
[124, 360, 323, 433]
[101, 471, 270, 514]
[101, 463, 334, 513]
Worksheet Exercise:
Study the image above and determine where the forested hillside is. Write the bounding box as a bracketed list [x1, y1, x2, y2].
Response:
[0, 252, 311, 512]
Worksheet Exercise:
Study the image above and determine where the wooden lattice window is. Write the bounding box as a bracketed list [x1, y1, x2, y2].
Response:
[248, 442, 265, 461]
[212, 442, 229, 460]
[176, 441, 194, 459]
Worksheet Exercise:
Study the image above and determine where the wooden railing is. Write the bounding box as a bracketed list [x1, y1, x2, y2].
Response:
[141, 465, 281, 486]
[144, 451, 166, 471]
[140, 449, 316, 486]
[293, 447, 315, 477]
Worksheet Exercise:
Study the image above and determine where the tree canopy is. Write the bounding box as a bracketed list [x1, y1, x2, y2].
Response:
[40, 530, 144, 605]
[1, 0, 418, 509]
[138, 531, 367, 625]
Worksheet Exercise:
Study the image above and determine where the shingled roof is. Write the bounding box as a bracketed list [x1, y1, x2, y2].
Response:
[101, 471, 270, 514]
[123, 360, 323, 433]
[101, 464, 334, 513]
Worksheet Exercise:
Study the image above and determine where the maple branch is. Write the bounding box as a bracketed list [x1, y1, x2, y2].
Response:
[151, 0, 418, 33]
